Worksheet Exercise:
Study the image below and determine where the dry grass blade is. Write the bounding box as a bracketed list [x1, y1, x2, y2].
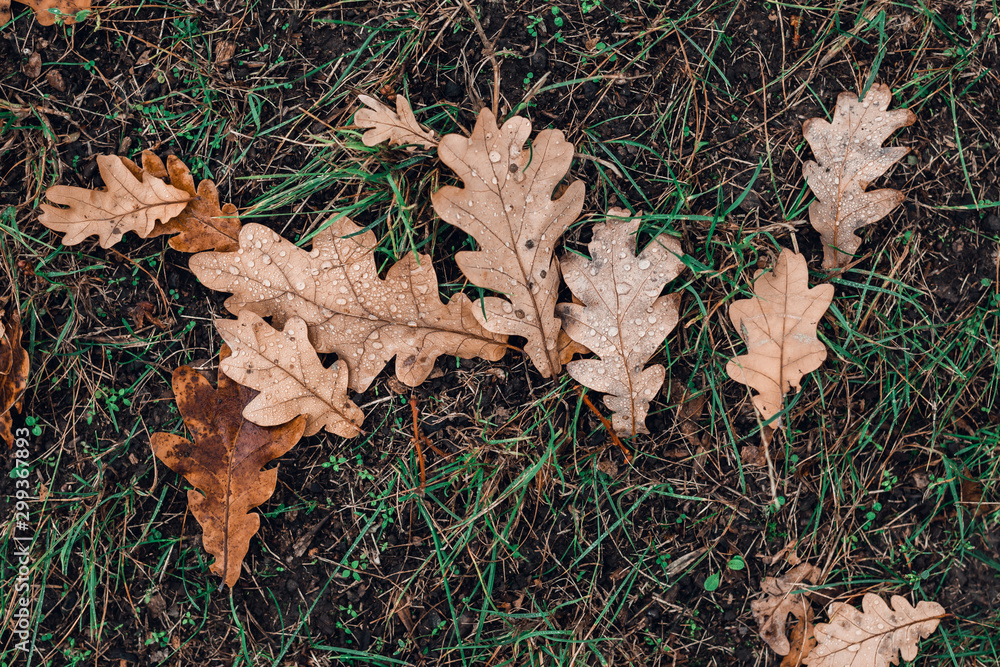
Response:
[752, 563, 823, 656]
[0, 308, 30, 447]
[216, 311, 365, 437]
[148, 349, 306, 588]
[803, 84, 915, 269]
[39, 155, 190, 248]
[432, 108, 585, 378]
[190, 218, 506, 392]
[132, 151, 241, 252]
[726, 249, 834, 425]
[805, 594, 946, 666]
[556, 208, 685, 436]
[356, 94, 437, 149]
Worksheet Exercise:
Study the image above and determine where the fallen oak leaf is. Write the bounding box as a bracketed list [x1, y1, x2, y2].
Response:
[356, 94, 438, 149]
[432, 107, 585, 378]
[782, 615, 818, 667]
[39, 155, 190, 248]
[2, 0, 89, 25]
[726, 249, 834, 425]
[149, 349, 306, 587]
[136, 151, 241, 252]
[556, 208, 685, 436]
[216, 311, 365, 437]
[752, 563, 823, 655]
[803, 84, 915, 269]
[0, 308, 30, 447]
[190, 218, 506, 392]
[805, 594, 946, 666]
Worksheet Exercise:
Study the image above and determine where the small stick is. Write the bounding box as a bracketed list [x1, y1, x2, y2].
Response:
[460, 0, 500, 117]
[409, 395, 428, 490]
[577, 388, 632, 464]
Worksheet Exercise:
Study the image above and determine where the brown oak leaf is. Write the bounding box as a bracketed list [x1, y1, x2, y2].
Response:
[752, 563, 823, 655]
[190, 218, 506, 392]
[149, 349, 306, 587]
[432, 108, 585, 378]
[805, 594, 946, 666]
[216, 311, 365, 437]
[782, 615, 818, 667]
[726, 249, 834, 424]
[2, 0, 89, 25]
[0, 308, 30, 447]
[133, 151, 241, 252]
[556, 209, 685, 435]
[356, 95, 437, 149]
[803, 84, 915, 268]
[39, 155, 191, 248]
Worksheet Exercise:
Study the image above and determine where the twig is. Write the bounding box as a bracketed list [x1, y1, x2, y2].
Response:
[410, 395, 428, 491]
[460, 0, 500, 117]
[577, 387, 632, 464]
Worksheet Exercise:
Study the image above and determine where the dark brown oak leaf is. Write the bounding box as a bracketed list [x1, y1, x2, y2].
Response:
[803, 84, 915, 269]
[556, 208, 685, 436]
[190, 218, 507, 392]
[752, 563, 823, 655]
[0, 308, 30, 447]
[149, 350, 306, 588]
[432, 108, 585, 378]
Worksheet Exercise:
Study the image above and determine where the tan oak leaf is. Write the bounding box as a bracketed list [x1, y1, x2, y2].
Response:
[190, 218, 507, 391]
[726, 249, 834, 424]
[149, 350, 306, 587]
[356, 94, 437, 149]
[752, 563, 823, 655]
[216, 312, 365, 437]
[432, 108, 585, 377]
[39, 155, 190, 248]
[805, 594, 946, 666]
[556, 208, 685, 436]
[803, 84, 915, 268]
[3, 0, 89, 25]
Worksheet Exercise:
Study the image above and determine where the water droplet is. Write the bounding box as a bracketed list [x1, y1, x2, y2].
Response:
[616, 283, 631, 295]
[545, 339, 556, 350]
[489, 151, 501, 163]
[502, 303, 513, 314]
[638, 259, 650, 270]
[262, 254, 272, 265]
[608, 327, 619, 337]
[336, 298, 347, 305]
[648, 315, 657, 324]
[228, 265, 239, 275]
[321, 261, 332, 270]
[525, 194, 534, 203]
[296, 281, 306, 291]
[263, 279, 271, 287]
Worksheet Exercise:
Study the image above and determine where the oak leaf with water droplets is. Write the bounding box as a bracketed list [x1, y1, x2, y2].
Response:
[149, 350, 306, 588]
[803, 84, 915, 269]
[39, 155, 190, 248]
[804, 594, 946, 666]
[190, 218, 507, 392]
[556, 209, 685, 436]
[432, 108, 585, 378]
[216, 312, 365, 437]
[726, 249, 833, 425]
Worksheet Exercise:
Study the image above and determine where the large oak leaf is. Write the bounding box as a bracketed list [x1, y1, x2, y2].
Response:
[190, 218, 506, 391]
[803, 84, 915, 269]
[556, 208, 685, 436]
[726, 249, 834, 424]
[432, 108, 585, 378]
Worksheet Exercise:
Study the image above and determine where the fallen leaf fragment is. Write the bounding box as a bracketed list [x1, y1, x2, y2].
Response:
[726, 249, 834, 424]
[3, 0, 89, 25]
[216, 311, 365, 437]
[356, 95, 437, 149]
[0, 309, 30, 447]
[752, 563, 823, 655]
[190, 218, 506, 392]
[782, 615, 817, 667]
[39, 155, 190, 248]
[803, 84, 915, 268]
[433, 108, 585, 377]
[805, 594, 946, 666]
[139, 151, 241, 252]
[556, 208, 685, 435]
[149, 350, 306, 587]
